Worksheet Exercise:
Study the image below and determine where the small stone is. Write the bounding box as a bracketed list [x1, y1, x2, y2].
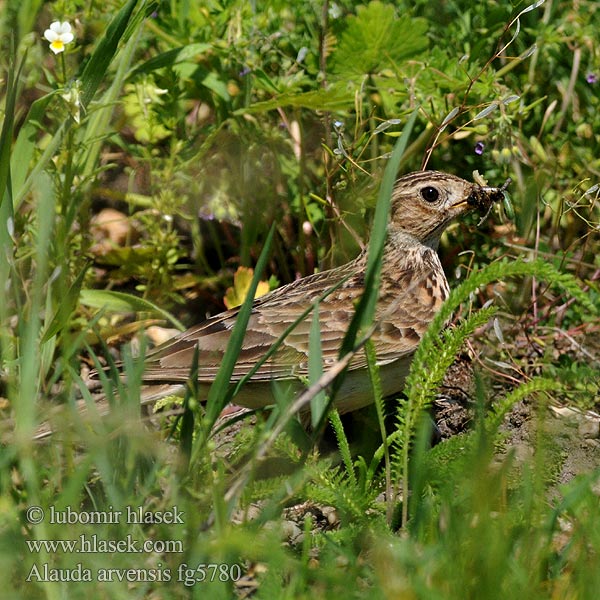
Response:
[513, 442, 534, 463]
[281, 520, 302, 541]
[335, 555, 349, 568]
[550, 406, 600, 439]
[146, 326, 180, 346]
[584, 438, 600, 449]
[321, 506, 339, 526]
[550, 406, 584, 422]
[90, 208, 134, 255]
[246, 504, 262, 520]
[579, 419, 600, 439]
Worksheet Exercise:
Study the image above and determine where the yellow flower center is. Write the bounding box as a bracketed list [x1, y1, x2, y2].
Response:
[51, 40, 65, 53]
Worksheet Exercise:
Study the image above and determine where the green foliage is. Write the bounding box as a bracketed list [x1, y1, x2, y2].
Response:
[79, 289, 185, 329]
[199, 224, 276, 441]
[327, 410, 357, 487]
[1, 0, 599, 598]
[330, 2, 429, 79]
[392, 256, 598, 524]
[304, 460, 382, 525]
[545, 361, 600, 410]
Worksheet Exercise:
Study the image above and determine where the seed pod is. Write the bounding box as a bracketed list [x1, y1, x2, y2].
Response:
[502, 192, 515, 219]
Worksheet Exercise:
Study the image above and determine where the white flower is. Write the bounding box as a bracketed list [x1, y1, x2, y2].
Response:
[43, 21, 74, 55]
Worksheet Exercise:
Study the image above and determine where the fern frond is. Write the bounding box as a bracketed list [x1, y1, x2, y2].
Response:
[328, 409, 357, 487]
[394, 257, 595, 525]
[365, 338, 393, 517]
[304, 463, 380, 522]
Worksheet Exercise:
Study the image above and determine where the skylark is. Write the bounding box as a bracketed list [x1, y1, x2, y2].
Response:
[130, 170, 505, 413]
[30, 170, 506, 439]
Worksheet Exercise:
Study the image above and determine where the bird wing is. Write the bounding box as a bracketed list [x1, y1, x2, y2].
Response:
[141, 251, 439, 385]
[142, 261, 359, 383]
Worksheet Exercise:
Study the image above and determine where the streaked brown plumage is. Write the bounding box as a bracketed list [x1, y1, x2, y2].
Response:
[31, 170, 506, 439]
[132, 170, 501, 413]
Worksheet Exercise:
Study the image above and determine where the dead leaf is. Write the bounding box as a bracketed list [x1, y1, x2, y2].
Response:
[224, 266, 270, 309]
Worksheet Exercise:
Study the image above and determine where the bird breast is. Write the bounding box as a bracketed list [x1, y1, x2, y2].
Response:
[373, 245, 449, 349]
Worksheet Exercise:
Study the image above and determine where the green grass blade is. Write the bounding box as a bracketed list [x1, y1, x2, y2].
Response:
[10, 93, 56, 201]
[80, 23, 143, 182]
[128, 42, 212, 78]
[310, 108, 420, 433]
[309, 300, 327, 428]
[338, 108, 420, 358]
[41, 264, 90, 343]
[13, 0, 44, 44]
[79, 289, 186, 330]
[178, 345, 199, 464]
[13, 1, 143, 209]
[0, 50, 16, 266]
[365, 338, 393, 517]
[79, 0, 140, 108]
[198, 224, 276, 437]
[15, 172, 54, 434]
[0, 45, 22, 215]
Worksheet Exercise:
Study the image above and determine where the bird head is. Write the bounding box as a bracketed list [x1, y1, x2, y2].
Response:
[389, 170, 507, 249]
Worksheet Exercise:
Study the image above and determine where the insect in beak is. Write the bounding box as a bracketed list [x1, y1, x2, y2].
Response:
[470, 177, 513, 225]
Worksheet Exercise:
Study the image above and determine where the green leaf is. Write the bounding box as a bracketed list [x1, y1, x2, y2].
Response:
[11, 93, 56, 199]
[239, 83, 354, 114]
[328, 409, 357, 486]
[128, 43, 212, 78]
[223, 266, 270, 309]
[42, 264, 90, 343]
[330, 1, 429, 78]
[79, 289, 185, 330]
[79, 0, 140, 108]
[190, 67, 230, 101]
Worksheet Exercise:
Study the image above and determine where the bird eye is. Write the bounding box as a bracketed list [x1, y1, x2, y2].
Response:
[420, 186, 440, 203]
